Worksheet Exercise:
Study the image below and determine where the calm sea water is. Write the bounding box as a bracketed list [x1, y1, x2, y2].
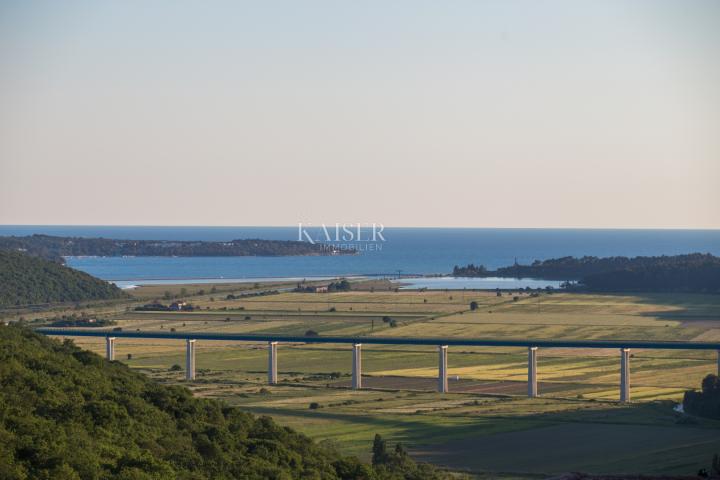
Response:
[1, 226, 718, 289]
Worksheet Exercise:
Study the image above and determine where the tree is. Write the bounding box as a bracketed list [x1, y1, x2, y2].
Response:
[372, 434, 388, 466]
[332, 458, 373, 480]
[684, 374, 720, 419]
[702, 374, 719, 394]
[328, 279, 351, 292]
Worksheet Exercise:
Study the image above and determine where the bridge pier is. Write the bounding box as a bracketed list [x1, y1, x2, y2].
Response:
[528, 346, 538, 398]
[106, 337, 116, 361]
[620, 348, 630, 403]
[268, 341, 278, 384]
[186, 339, 196, 381]
[438, 345, 448, 393]
[352, 343, 362, 389]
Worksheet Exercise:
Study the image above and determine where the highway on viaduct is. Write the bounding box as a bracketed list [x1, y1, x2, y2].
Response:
[36, 328, 720, 403]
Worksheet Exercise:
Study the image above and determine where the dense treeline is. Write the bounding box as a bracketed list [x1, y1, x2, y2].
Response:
[328, 280, 352, 292]
[0, 325, 445, 479]
[294, 280, 352, 293]
[683, 374, 720, 420]
[0, 234, 349, 263]
[578, 259, 720, 293]
[453, 254, 720, 293]
[0, 251, 126, 307]
[454, 254, 720, 280]
[452, 264, 488, 277]
[47, 313, 116, 328]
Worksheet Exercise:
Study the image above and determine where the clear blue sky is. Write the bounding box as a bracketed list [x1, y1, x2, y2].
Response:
[1, 1, 718, 228]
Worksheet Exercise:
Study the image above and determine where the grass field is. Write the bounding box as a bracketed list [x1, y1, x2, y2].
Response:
[58, 286, 720, 477]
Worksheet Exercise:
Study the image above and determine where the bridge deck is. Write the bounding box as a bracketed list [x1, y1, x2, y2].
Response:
[35, 328, 720, 350]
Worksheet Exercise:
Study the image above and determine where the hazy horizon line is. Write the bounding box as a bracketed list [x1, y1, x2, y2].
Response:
[2, 224, 719, 232]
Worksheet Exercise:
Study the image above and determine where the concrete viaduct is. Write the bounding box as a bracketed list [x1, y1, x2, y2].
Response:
[36, 328, 720, 403]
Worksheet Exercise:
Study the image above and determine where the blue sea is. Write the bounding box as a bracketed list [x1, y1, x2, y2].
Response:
[1, 226, 719, 289]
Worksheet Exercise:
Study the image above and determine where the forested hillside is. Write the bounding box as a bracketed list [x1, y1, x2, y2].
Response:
[0, 234, 348, 262]
[0, 325, 444, 479]
[578, 258, 720, 293]
[0, 250, 126, 307]
[453, 254, 720, 292]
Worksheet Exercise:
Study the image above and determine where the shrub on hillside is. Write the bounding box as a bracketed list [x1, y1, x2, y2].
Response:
[683, 374, 720, 419]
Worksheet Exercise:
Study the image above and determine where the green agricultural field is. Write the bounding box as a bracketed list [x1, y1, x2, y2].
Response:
[63, 289, 720, 477]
